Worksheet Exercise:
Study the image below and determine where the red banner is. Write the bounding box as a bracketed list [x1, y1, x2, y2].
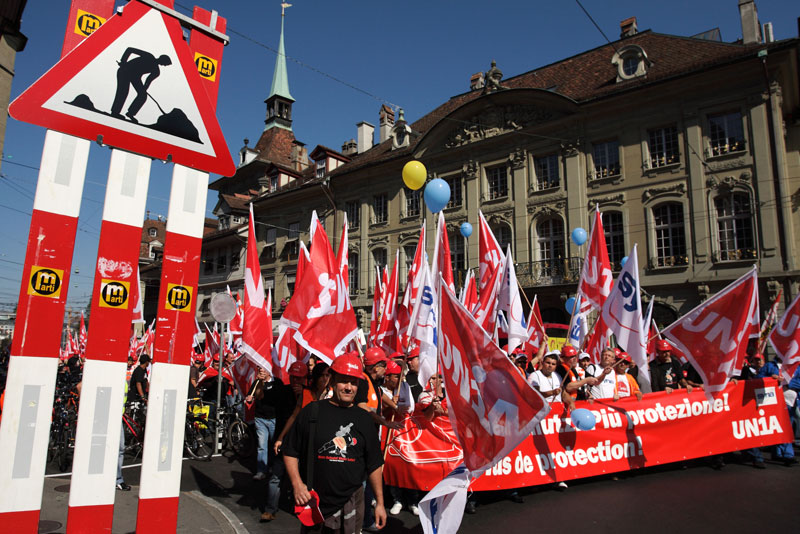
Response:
[384, 379, 791, 491]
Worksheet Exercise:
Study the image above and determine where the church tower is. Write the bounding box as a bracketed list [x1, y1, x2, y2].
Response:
[264, 3, 294, 131]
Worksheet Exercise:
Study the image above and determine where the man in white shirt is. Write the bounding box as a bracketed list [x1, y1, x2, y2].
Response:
[588, 348, 616, 399]
[528, 353, 563, 403]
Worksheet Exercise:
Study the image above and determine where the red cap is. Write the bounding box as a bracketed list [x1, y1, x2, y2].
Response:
[294, 489, 325, 527]
[619, 352, 632, 363]
[212, 353, 220, 362]
[288, 361, 309, 377]
[750, 352, 764, 361]
[656, 339, 672, 352]
[501, 344, 509, 354]
[193, 353, 204, 363]
[386, 361, 402, 375]
[389, 351, 404, 361]
[330, 352, 365, 379]
[407, 347, 420, 360]
[364, 347, 388, 366]
[561, 344, 578, 358]
[612, 347, 622, 357]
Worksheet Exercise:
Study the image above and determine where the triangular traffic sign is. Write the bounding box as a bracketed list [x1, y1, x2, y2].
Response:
[9, 0, 235, 177]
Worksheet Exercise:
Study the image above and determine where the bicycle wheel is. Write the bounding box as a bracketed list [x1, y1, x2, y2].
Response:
[184, 420, 214, 460]
[226, 420, 254, 458]
[57, 422, 72, 472]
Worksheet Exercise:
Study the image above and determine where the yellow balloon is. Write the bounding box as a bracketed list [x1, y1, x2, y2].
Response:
[402, 160, 427, 190]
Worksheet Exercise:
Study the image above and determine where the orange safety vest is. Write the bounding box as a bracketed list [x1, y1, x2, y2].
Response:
[366, 375, 381, 411]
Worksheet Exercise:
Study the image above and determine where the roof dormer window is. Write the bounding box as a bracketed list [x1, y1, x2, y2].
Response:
[612, 44, 651, 82]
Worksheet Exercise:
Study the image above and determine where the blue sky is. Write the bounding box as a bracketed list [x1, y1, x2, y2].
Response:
[1, 0, 797, 313]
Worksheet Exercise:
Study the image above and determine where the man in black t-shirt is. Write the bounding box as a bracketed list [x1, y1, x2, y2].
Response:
[284, 353, 386, 533]
[128, 353, 150, 403]
[648, 340, 690, 393]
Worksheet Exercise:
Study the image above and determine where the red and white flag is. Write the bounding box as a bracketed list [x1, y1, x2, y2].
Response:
[432, 213, 455, 294]
[437, 276, 550, 473]
[478, 211, 504, 295]
[281, 211, 358, 363]
[376, 251, 400, 353]
[472, 255, 504, 336]
[461, 270, 478, 313]
[601, 244, 649, 385]
[521, 295, 546, 358]
[79, 311, 87, 355]
[368, 266, 384, 348]
[768, 291, 800, 382]
[130, 266, 144, 324]
[273, 323, 304, 383]
[584, 315, 611, 364]
[336, 213, 349, 289]
[577, 208, 613, 312]
[663, 266, 759, 398]
[204, 324, 220, 367]
[241, 205, 273, 371]
[399, 223, 427, 349]
[759, 288, 783, 353]
[408, 261, 438, 386]
[499, 245, 528, 353]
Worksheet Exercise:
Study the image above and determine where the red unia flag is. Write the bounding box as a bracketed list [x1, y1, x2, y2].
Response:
[130, 267, 144, 324]
[578, 208, 613, 311]
[473, 254, 504, 335]
[241, 205, 273, 371]
[281, 211, 357, 363]
[663, 266, 759, 398]
[461, 270, 478, 312]
[584, 315, 611, 364]
[376, 251, 400, 352]
[478, 211, 504, 294]
[79, 311, 88, 354]
[273, 323, 303, 383]
[432, 213, 455, 294]
[398, 223, 427, 349]
[336, 213, 349, 289]
[768, 291, 800, 381]
[437, 276, 550, 473]
[521, 295, 546, 357]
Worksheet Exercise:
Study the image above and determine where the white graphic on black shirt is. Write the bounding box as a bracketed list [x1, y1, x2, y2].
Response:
[318, 423, 358, 458]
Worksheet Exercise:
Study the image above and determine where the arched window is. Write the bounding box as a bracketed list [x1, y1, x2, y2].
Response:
[715, 192, 755, 261]
[537, 218, 565, 278]
[448, 230, 465, 274]
[348, 252, 359, 295]
[492, 224, 513, 254]
[652, 203, 687, 267]
[603, 211, 625, 270]
[372, 248, 387, 289]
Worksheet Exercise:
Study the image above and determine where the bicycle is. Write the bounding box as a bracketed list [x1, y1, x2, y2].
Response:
[220, 401, 254, 458]
[122, 400, 147, 460]
[49, 379, 80, 472]
[184, 397, 214, 460]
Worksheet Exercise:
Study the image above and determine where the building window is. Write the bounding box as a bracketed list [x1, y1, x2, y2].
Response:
[203, 251, 213, 274]
[403, 244, 417, 283]
[348, 253, 359, 295]
[652, 203, 687, 267]
[708, 112, 745, 157]
[646, 125, 680, 168]
[405, 189, 420, 217]
[286, 222, 299, 257]
[444, 175, 463, 209]
[232, 216, 242, 225]
[715, 192, 756, 261]
[537, 218, 565, 278]
[286, 273, 296, 296]
[448, 230, 465, 284]
[533, 154, 559, 190]
[148, 227, 157, 237]
[218, 216, 230, 230]
[215, 249, 227, 272]
[492, 224, 513, 253]
[612, 44, 651, 81]
[603, 211, 625, 270]
[230, 247, 241, 270]
[316, 159, 326, 179]
[373, 194, 388, 224]
[269, 175, 278, 193]
[346, 201, 360, 229]
[592, 141, 621, 179]
[263, 227, 276, 260]
[264, 277, 274, 293]
[486, 166, 508, 200]
[373, 248, 387, 288]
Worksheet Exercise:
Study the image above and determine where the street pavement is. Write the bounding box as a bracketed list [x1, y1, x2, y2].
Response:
[39, 445, 800, 533]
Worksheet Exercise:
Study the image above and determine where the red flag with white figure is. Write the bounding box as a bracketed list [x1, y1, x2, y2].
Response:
[437, 276, 550, 472]
[368, 266, 384, 348]
[242, 205, 273, 371]
[130, 267, 144, 324]
[399, 223, 427, 349]
[79, 311, 87, 355]
[521, 295, 546, 357]
[584, 315, 612, 364]
[768, 291, 800, 381]
[578, 208, 613, 312]
[461, 269, 478, 313]
[473, 255, 505, 335]
[204, 324, 220, 367]
[432, 213, 455, 294]
[336, 213, 349, 290]
[499, 245, 528, 353]
[273, 323, 304, 383]
[663, 266, 759, 398]
[478, 211, 504, 295]
[376, 251, 400, 353]
[281, 211, 358, 363]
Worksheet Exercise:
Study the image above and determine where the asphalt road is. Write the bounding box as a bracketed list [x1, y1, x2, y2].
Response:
[46, 444, 796, 533]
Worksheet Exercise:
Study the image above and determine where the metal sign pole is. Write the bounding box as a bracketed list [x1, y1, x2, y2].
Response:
[215, 321, 224, 454]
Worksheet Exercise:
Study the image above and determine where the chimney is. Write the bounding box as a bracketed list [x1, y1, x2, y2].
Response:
[739, 0, 762, 44]
[341, 139, 357, 157]
[762, 22, 774, 43]
[470, 71, 485, 91]
[620, 17, 637, 38]
[356, 121, 375, 154]
[379, 105, 395, 144]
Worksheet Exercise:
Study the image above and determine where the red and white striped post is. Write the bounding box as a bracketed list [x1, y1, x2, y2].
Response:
[135, 7, 226, 532]
[66, 150, 151, 533]
[0, 1, 113, 531]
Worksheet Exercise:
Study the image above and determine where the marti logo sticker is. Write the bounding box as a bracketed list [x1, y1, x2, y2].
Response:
[28, 266, 64, 298]
[165, 283, 193, 311]
[100, 279, 130, 308]
[194, 53, 217, 82]
[75, 9, 106, 37]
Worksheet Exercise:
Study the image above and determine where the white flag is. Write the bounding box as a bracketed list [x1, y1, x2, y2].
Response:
[601, 244, 649, 384]
[498, 245, 528, 353]
[419, 464, 471, 534]
[408, 258, 437, 386]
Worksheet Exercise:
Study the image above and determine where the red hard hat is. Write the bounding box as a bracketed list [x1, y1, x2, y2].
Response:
[656, 339, 671, 352]
[389, 351, 405, 361]
[213, 353, 220, 362]
[364, 347, 388, 367]
[288, 361, 309, 377]
[619, 352, 632, 363]
[561, 344, 578, 358]
[407, 347, 420, 360]
[193, 352, 204, 363]
[613, 347, 622, 357]
[330, 352, 365, 379]
[750, 352, 764, 361]
[386, 361, 402, 375]
[501, 344, 509, 354]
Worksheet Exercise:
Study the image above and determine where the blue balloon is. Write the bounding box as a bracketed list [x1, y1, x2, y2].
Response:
[571, 408, 596, 431]
[621, 256, 629, 267]
[460, 222, 473, 238]
[424, 178, 451, 213]
[571, 227, 588, 246]
[565, 296, 576, 314]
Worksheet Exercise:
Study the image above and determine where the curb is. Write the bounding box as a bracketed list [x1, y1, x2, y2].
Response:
[185, 490, 249, 534]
